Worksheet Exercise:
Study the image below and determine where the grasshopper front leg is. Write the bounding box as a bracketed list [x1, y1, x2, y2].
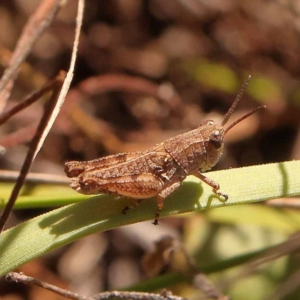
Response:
[192, 170, 228, 200]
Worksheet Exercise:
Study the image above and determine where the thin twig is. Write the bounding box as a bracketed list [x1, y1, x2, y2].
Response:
[0, 76, 59, 125]
[0, 72, 65, 233]
[6, 272, 186, 300]
[0, 170, 69, 184]
[92, 291, 185, 300]
[0, 0, 84, 232]
[0, 0, 84, 151]
[193, 273, 229, 300]
[0, 76, 62, 150]
[35, 0, 84, 158]
[0, 0, 64, 112]
[6, 272, 90, 300]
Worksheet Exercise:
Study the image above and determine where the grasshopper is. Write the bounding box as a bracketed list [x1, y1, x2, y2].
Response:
[65, 76, 264, 224]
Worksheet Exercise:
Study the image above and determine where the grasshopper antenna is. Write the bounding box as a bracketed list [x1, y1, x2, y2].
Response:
[221, 75, 252, 126]
[225, 105, 265, 134]
[220, 75, 266, 133]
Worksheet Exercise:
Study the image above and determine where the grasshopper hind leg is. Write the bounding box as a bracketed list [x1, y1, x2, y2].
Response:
[154, 182, 181, 225]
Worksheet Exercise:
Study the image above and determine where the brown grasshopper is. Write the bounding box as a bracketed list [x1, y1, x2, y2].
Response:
[65, 76, 264, 225]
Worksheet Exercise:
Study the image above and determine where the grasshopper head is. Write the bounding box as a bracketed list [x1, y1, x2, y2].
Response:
[200, 120, 225, 171]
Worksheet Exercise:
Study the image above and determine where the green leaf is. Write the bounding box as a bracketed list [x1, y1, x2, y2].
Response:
[0, 160, 300, 276]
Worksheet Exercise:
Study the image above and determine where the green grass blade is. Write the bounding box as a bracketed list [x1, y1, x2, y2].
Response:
[0, 160, 299, 276]
[0, 184, 88, 208]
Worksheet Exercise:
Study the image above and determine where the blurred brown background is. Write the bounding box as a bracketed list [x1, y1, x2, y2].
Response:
[1, 1, 300, 300]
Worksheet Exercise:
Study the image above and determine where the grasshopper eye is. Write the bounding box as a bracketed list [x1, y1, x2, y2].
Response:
[200, 120, 215, 126]
[210, 130, 223, 149]
[206, 120, 215, 125]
